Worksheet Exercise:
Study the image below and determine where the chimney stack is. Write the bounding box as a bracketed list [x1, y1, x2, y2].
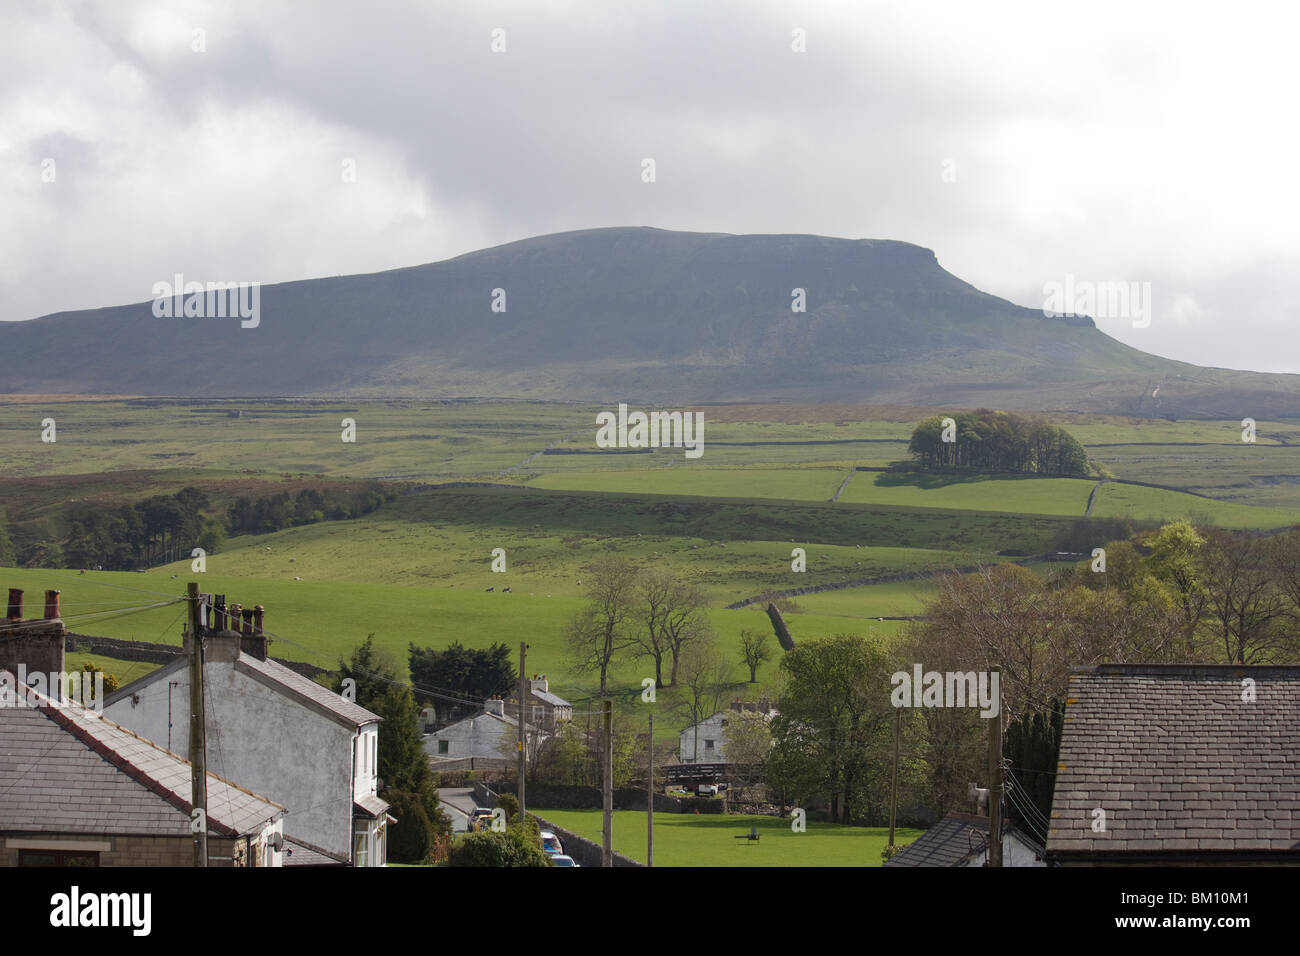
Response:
[485, 697, 505, 717]
[44, 590, 61, 621]
[240, 605, 268, 661]
[6, 588, 22, 621]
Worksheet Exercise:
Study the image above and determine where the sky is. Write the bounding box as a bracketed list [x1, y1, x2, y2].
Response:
[3, 0, 1299, 373]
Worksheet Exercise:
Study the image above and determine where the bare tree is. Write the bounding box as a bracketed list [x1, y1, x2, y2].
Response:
[1201, 531, 1291, 664]
[564, 556, 640, 696]
[634, 567, 675, 689]
[738, 628, 772, 683]
[659, 576, 710, 686]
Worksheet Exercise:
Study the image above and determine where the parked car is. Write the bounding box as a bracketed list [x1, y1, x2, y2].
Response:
[551, 854, 579, 867]
[540, 830, 565, 855]
[697, 783, 719, 796]
[468, 807, 495, 832]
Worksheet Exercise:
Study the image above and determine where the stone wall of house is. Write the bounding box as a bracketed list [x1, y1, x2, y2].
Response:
[0, 834, 249, 867]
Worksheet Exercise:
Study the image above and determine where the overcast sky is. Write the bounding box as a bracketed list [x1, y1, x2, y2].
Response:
[3, 0, 1298, 373]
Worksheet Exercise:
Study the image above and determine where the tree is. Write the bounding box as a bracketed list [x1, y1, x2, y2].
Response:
[534, 721, 593, 787]
[722, 709, 772, 795]
[446, 827, 552, 867]
[769, 633, 894, 825]
[1200, 530, 1291, 664]
[1143, 520, 1208, 657]
[737, 629, 772, 683]
[564, 557, 640, 697]
[634, 568, 675, 689]
[409, 641, 515, 724]
[384, 789, 434, 864]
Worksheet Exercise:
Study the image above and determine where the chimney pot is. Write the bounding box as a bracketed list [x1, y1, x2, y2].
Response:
[44, 590, 61, 621]
[253, 605, 264, 635]
[227, 603, 242, 633]
[6, 588, 22, 621]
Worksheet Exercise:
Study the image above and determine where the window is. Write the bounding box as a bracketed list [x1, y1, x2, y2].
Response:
[438, 739, 449, 755]
[353, 824, 370, 868]
[705, 739, 715, 750]
[19, 849, 98, 867]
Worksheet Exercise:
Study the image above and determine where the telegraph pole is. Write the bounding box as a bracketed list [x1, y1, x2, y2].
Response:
[602, 697, 613, 867]
[888, 706, 901, 848]
[517, 642, 527, 824]
[186, 582, 208, 867]
[988, 665, 1003, 867]
[647, 713, 654, 868]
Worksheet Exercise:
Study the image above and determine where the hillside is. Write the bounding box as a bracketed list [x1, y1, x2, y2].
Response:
[4, 227, 1299, 417]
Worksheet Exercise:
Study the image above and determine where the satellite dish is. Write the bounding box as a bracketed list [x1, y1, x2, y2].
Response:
[269, 832, 285, 852]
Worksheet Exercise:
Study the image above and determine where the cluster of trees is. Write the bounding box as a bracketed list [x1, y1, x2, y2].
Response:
[332, 636, 451, 864]
[408, 641, 516, 725]
[61, 487, 220, 571]
[563, 557, 769, 696]
[226, 486, 388, 536]
[4, 482, 396, 572]
[908, 410, 1089, 476]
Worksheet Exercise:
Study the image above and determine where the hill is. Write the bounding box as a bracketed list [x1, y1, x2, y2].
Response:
[3, 227, 1299, 416]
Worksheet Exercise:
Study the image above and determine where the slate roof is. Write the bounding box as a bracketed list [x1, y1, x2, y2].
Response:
[0, 689, 284, 838]
[283, 836, 348, 867]
[1048, 663, 1300, 861]
[530, 688, 570, 708]
[105, 651, 381, 730]
[884, 812, 1044, 867]
[353, 793, 390, 819]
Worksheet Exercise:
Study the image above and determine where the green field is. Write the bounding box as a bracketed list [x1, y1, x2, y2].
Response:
[1090, 481, 1298, 530]
[532, 808, 921, 867]
[836, 472, 1095, 515]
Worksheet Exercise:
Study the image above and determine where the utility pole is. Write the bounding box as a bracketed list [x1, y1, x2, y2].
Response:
[602, 697, 613, 867]
[647, 713, 654, 868]
[888, 706, 901, 848]
[186, 582, 208, 868]
[988, 665, 1003, 867]
[517, 642, 527, 824]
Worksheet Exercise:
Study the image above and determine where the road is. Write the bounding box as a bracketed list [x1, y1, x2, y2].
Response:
[438, 787, 478, 833]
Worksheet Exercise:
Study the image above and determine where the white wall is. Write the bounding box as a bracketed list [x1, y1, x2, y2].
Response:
[678, 713, 727, 763]
[105, 662, 361, 862]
